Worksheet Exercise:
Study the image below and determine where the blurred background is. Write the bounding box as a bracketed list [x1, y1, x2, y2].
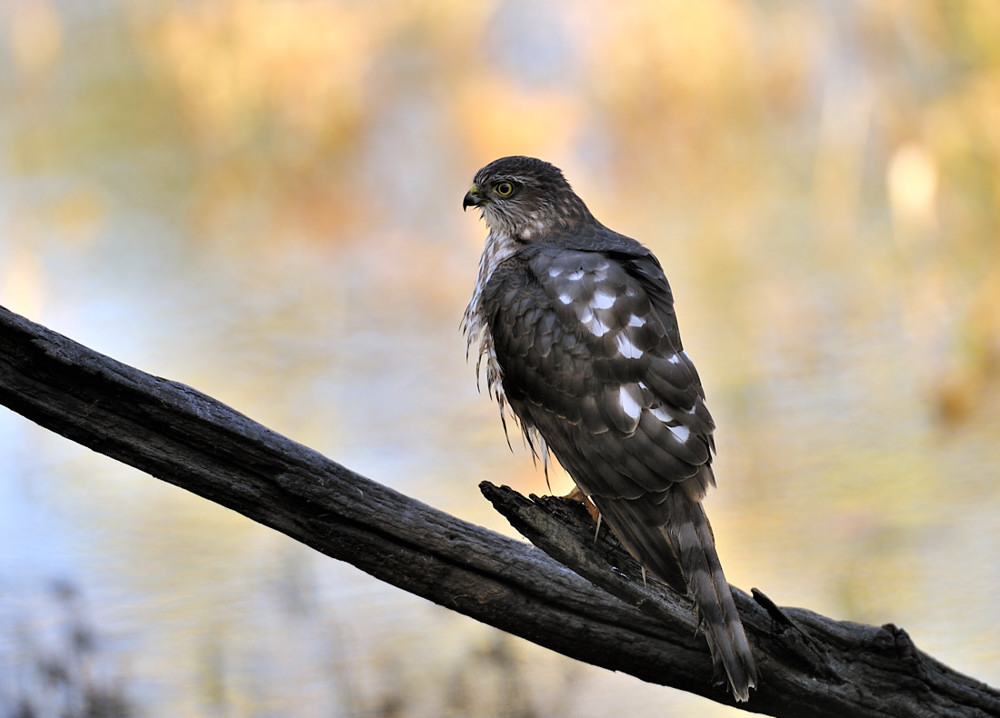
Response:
[1, 0, 999, 716]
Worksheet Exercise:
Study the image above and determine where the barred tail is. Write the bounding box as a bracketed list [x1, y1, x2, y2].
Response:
[668, 491, 757, 702]
[590, 490, 757, 701]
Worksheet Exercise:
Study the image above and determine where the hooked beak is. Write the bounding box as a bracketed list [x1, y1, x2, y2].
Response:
[463, 184, 483, 211]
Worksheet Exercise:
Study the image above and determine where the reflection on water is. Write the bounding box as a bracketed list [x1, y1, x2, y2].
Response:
[2, 2, 1000, 716]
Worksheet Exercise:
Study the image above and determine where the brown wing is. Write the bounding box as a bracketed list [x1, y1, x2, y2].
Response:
[484, 243, 715, 499]
[483, 240, 756, 699]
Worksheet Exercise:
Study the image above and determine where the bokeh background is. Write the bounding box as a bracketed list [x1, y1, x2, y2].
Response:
[2, 1, 1000, 716]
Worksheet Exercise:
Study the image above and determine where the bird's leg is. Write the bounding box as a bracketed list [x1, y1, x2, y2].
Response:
[562, 485, 602, 523]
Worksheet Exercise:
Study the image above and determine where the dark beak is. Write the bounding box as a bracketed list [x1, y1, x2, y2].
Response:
[463, 187, 482, 211]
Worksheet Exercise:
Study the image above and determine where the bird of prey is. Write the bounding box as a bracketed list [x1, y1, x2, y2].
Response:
[462, 156, 757, 701]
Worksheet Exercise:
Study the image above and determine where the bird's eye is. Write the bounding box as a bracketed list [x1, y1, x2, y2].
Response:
[494, 182, 515, 197]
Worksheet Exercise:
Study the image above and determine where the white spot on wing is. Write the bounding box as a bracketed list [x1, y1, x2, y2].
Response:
[548, 266, 563, 278]
[568, 269, 585, 281]
[558, 292, 573, 305]
[627, 314, 645, 327]
[667, 353, 681, 364]
[669, 424, 691, 443]
[591, 290, 615, 310]
[616, 333, 644, 359]
[647, 405, 690, 444]
[651, 406, 673, 423]
[619, 386, 642, 420]
[588, 316, 610, 337]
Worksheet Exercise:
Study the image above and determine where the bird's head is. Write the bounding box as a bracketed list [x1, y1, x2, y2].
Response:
[463, 156, 593, 241]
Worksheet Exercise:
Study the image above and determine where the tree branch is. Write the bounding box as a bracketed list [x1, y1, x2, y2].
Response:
[1, 304, 997, 717]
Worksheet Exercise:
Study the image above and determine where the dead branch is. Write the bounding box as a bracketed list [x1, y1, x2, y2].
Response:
[1, 305, 998, 717]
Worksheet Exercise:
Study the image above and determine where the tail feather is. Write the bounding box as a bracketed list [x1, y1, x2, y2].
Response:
[591, 490, 757, 701]
[668, 491, 757, 702]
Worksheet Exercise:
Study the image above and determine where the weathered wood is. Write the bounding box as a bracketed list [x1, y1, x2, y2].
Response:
[481, 484, 1000, 717]
[1, 304, 998, 717]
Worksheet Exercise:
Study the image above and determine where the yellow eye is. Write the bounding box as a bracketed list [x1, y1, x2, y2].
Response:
[494, 181, 514, 197]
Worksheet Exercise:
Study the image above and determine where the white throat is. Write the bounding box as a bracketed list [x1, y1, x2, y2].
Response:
[462, 228, 519, 402]
[462, 226, 551, 469]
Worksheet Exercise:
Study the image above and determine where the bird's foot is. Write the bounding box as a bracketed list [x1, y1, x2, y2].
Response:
[563, 485, 601, 523]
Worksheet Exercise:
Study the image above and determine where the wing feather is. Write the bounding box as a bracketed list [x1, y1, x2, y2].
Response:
[484, 243, 714, 499]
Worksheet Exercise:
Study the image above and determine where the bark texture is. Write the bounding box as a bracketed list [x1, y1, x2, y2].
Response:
[1, 305, 998, 717]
